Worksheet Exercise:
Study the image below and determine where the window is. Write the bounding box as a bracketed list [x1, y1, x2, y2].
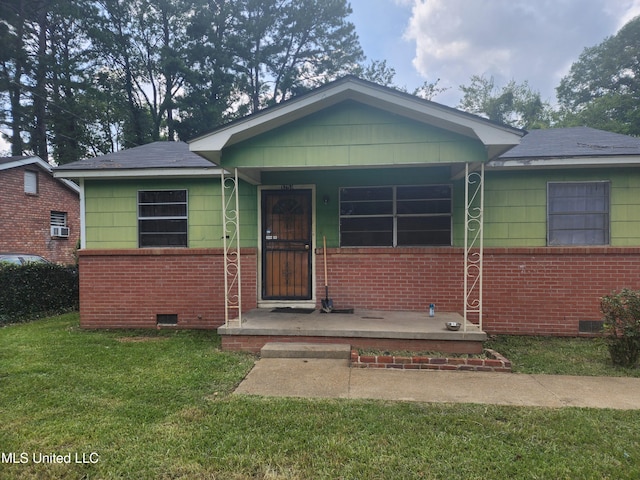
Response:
[24, 170, 38, 194]
[340, 185, 452, 247]
[50, 211, 69, 237]
[138, 190, 188, 247]
[547, 182, 609, 245]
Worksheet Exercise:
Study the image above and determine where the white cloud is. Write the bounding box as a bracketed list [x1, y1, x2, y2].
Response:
[402, 0, 638, 105]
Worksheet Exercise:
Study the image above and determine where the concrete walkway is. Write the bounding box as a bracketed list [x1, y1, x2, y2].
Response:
[235, 358, 640, 410]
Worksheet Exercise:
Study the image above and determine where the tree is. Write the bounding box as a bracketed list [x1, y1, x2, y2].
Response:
[232, 0, 363, 113]
[556, 15, 640, 135]
[458, 75, 551, 129]
[1, 0, 34, 156]
[355, 59, 447, 100]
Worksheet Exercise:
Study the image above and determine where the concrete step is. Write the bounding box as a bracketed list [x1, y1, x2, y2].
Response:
[260, 342, 351, 359]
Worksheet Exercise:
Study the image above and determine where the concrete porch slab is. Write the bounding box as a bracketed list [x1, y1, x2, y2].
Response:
[218, 309, 486, 354]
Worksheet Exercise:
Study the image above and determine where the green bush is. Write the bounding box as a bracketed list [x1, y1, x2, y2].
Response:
[600, 289, 640, 367]
[0, 262, 79, 324]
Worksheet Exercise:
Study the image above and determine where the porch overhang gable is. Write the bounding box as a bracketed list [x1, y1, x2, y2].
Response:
[189, 77, 524, 176]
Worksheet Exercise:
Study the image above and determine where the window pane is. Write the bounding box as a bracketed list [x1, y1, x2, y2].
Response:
[340, 201, 393, 216]
[397, 185, 451, 200]
[340, 187, 393, 216]
[548, 182, 609, 246]
[397, 216, 451, 246]
[139, 190, 187, 204]
[139, 232, 188, 247]
[139, 204, 187, 217]
[139, 219, 187, 233]
[137, 190, 187, 248]
[340, 217, 392, 246]
[397, 199, 451, 215]
[340, 187, 392, 202]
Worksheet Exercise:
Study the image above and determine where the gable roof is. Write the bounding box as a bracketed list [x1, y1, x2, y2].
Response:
[1, 155, 80, 194]
[491, 127, 640, 168]
[190, 76, 525, 164]
[54, 141, 222, 179]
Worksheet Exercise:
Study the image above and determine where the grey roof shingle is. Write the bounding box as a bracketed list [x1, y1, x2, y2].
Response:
[55, 141, 213, 171]
[500, 127, 640, 159]
[0, 156, 33, 165]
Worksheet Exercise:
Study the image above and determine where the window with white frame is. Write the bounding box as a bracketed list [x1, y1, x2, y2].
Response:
[339, 185, 452, 247]
[138, 190, 188, 247]
[547, 181, 610, 245]
[24, 170, 38, 194]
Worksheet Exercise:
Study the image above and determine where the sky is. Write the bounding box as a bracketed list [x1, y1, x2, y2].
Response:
[348, 0, 640, 107]
[4, 0, 640, 157]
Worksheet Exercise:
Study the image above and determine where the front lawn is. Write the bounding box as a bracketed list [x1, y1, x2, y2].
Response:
[1, 314, 639, 479]
[485, 335, 640, 377]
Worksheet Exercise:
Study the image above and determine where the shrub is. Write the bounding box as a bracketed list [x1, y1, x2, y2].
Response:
[0, 262, 79, 324]
[600, 289, 640, 367]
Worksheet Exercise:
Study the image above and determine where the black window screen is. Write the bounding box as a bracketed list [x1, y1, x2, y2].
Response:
[138, 190, 188, 247]
[340, 185, 452, 247]
[548, 182, 609, 246]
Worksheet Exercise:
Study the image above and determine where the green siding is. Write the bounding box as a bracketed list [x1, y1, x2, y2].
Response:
[482, 169, 640, 247]
[84, 178, 257, 249]
[83, 169, 640, 250]
[223, 102, 486, 169]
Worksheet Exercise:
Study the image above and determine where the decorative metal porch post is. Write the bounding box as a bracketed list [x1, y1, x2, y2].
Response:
[463, 162, 484, 331]
[221, 168, 242, 326]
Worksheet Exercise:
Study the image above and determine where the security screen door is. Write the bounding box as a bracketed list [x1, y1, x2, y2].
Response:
[262, 189, 312, 300]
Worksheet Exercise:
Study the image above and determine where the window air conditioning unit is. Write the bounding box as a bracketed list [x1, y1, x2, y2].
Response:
[51, 226, 70, 238]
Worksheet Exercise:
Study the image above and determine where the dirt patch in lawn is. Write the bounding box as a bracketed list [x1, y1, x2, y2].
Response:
[116, 336, 168, 343]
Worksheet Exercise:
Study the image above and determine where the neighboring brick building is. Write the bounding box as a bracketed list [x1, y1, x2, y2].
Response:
[1, 156, 80, 264]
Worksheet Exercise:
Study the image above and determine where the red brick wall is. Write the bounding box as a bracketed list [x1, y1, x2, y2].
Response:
[78, 248, 257, 329]
[0, 164, 79, 264]
[318, 247, 640, 336]
[483, 247, 640, 336]
[78, 246, 640, 336]
[317, 247, 464, 313]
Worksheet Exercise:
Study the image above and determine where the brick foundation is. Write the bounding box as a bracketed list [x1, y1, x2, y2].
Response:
[350, 348, 512, 372]
[77, 246, 640, 336]
[78, 248, 257, 329]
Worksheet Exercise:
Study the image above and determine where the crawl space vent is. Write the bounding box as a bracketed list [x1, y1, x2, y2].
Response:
[578, 320, 603, 334]
[157, 314, 178, 326]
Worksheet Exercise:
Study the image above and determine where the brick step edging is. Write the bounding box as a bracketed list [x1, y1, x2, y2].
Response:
[350, 348, 512, 372]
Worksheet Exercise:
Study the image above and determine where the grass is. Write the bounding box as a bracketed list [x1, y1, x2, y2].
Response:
[1, 314, 639, 479]
[485, 335, 640, 377]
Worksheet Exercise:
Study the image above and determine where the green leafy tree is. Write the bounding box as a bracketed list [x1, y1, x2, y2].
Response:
[557, 16, 640, 135]
[1, 0, 37, 156]
[232, 0, 363, 113]
[458, 75, 551, 129]
[355, 59, 447, 100]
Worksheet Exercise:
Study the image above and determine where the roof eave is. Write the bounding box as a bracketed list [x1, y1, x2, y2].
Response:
[53, 167, 224, 180]
[0, 156, 51, 172]
[488, 155, 640, 169]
